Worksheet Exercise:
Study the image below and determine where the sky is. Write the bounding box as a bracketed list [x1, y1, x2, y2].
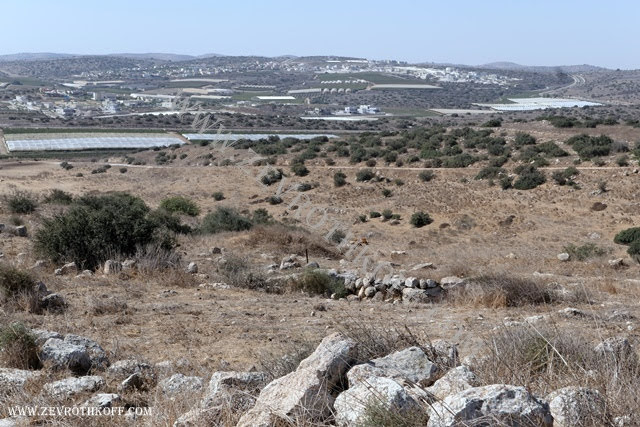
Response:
[2, 0, 640, 69]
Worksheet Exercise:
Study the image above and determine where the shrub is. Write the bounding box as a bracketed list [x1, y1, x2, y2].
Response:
[366, 159, 377, 167]
[59, 161, 74, 170]
[200, 207, 253, 234]
[217, 253, 269, 291]
[370, 211, 382, 218]
[358, 214, 367, 223]
[382, 188, 392, 198]
[418, 170, 435, 182]
[260, 169, 284, 185]
[410, 211, 433, 228]
[475, 166, 505, 180]
[617, 155, 630, 167]
[566, 134, 613, 159]
[333, 171, 347, 187]
[297, 183, 313, 192]
[267, 195, 283, 205]
[159, 196, 200, 216]
[481, 118, 502, 128]
[514, 132, 536, 147]
[628, 240, 640, 262]
[289, 270, 347, 298]
[0, 264, 35, 300]
[35, 193, 168, 270]
[291, 162, 309, 177]
[563, 243, 607, 261]
[381, 209, 393, 220]
[252, 208, 273, 225]
[147, 208, 192, 234]
[0, 323, 40, 369]
[44, 189, 73, 205]
[552, 167, 579, 186]
[500, 176, 513, 190]
[394, 179, 404, 186]
[329, 229, 346, 244]
[4, 191, 37, 214]
[212, 191, 225, 201]
[513, 165, 546, 190]
[119, 167, 128, 174]
[614, 227, 640, 245]
[356, 168, 375, 182]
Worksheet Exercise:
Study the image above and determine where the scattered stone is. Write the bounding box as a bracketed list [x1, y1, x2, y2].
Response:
[82, 393, 121, 409]
[39, 338, 92, 374]
[419, 279, 438, 289]
[364, 286, 376, 298]
[55, 262, 78, 276]
[236, 333, 357, 427]
[609, 258, 626, 269]
[411, 262, 435, 271]
[211, 247, 222, 254]
[44, 376, 105, 398]
[280, 255, 300, 270]
[0, 368, 42, 394]
[426, 340, 460, 369]
[594, 336, 637, 364]
[402, 287, 441, 303]
[64, 334, 109, 370]
[14, 226, 27, 237]
[334, 376, 419, 426]
[159, 374, 204, 396]
[201, 371, 267, 413]
[107, 360, 153, 381]
[440, 276, 466, 289]
[559, 307, 589, 318]
[103, 260, 122, 275]
[40, 293, 67, 311]
[186, 262, 198, 274]
[122, 259, 137, 271]
[305, 261, 320, 269]
[405, 277, 419, 288]
[30, 329, 63, 346]
[557, 252, 570, 261]
[426, 366, 479, 400]
[427, 384, 553, 427]
[348, 346, 440, 387]
[546, 387, 608, 427]
[118, 373, 145, 393]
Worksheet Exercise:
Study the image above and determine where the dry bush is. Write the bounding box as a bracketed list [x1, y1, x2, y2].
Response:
[475, 323, 640, 425]
[0, 322, 41, 369]
[244, 224, 340, 259]
[255, 339, 317, 381]
[0, 263, 40, 313]
[446, 274, 555, 308]
[359, 399, 430, 427]
[87, 296, 131, 316]
[215, 252, 274, 292]
[134, 243, 182, 274]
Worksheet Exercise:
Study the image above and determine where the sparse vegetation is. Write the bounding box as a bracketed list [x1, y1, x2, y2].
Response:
[200, 207, 253, 234]
[410, 211, 433, 228]
[333, 171, 347, 187]
[4, 190, 37, 214]
[0, 322, 40, 369]
[159, 196, 200, 216]
[289, 269, 347, 298]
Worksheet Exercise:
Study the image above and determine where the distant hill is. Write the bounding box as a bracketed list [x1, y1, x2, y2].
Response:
[108, 53, 196, 62]
[0, 53, 77, 62]
[481, 62, 608, 73]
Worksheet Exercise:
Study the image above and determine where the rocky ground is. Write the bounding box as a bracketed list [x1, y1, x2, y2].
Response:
[1, 122, 640, 425]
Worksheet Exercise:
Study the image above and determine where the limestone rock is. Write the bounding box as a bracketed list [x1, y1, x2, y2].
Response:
[427, 384, 552, 427]
[39, 338, 91, 374]
[546, 387, 609, 427]
[236, 333, 357, 427]
[347, 346, 440, 387]
[159, 374, 204, 396]
[334, 376, 420, 426]
[426, 366, 479, 400]
[44, 376, 105, 398]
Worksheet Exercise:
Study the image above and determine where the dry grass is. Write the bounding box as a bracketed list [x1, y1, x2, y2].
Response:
[446, 274, 555, 308]
[474, 323, 640, 425]
[244, 223, 340, 259]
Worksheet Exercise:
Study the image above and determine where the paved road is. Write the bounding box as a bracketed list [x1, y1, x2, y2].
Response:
[540, 74, 585, 95]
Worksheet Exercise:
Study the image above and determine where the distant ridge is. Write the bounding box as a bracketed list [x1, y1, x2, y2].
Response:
[480, 61, 608, 73]
[0, 52, 77, 62]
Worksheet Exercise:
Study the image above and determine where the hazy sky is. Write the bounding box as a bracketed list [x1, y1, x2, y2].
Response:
[3, 0, 640, 69]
